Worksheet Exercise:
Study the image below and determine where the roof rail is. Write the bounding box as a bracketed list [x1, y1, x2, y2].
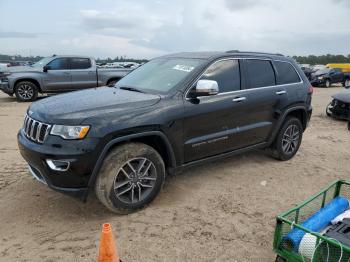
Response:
[225, 50, 284, 57]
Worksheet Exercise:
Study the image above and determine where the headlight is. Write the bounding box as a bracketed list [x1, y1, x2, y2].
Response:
[0, 72, 11, 77]
[318, 76, 323, 80]
[50, 125, 90, 139]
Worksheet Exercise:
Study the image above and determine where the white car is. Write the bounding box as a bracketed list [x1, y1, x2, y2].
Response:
[0, 63, 9, 71]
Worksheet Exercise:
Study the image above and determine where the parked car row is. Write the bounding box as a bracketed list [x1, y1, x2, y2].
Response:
[0, 55, 132, 101]
[299, 63, 350, 88]
[310, 67, 350, 88]
[97, 62, 140, 69]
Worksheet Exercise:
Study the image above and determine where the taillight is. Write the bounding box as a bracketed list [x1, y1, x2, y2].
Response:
[308, 85, 314, 94]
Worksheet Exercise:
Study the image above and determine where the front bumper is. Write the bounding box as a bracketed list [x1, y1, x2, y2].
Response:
[17, 129, 101, 201]
[326, 99, 349, 120]
[0, 80, 13, 95]
[310, 78, 325, 86]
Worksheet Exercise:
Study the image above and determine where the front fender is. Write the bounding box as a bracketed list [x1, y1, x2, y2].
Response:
[8, 73, 43, 90]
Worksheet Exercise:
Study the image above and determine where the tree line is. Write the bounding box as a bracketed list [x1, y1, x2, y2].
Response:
[292, 54, 350, 65]
[1, 53, 350, 65]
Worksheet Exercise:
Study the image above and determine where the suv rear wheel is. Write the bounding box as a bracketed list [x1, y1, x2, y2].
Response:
[95, 142, 165, 214]
[270, 117, 303, 161]
[15, 81, 38, 102]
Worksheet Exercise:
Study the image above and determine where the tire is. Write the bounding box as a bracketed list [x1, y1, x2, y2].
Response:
[15, 81, 38, 102]
[270, 117, 303, 161]
[344, 78, 350, 89]
[326, 102, 332, 117]
[275, 256, 287, 262]
[95, 142, 165, 214]
[325, 79, 331, 88]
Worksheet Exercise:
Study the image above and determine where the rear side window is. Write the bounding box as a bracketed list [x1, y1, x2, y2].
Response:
[245, 60, 275, 89]
[200, 59, 240, 93]
[70, 58, 91, 69]
[47, 58, 69, 70]
[274, 61, 301, 84]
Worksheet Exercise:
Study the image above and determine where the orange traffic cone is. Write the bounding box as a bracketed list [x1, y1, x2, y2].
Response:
[98, 223, 120, 262]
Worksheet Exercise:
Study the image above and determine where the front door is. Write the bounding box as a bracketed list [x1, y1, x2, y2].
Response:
[42, 58, 71, 91]
[183, 59, 244, 162]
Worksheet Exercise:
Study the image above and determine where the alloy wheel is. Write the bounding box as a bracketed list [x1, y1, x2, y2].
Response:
[281, 124, 300, 154]
[17, 84, 34, 100]
[113, 157, 157, 204]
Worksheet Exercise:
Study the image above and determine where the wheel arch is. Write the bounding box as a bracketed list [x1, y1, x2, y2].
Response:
[14, 78, 42, 92]
[86, 131, 176, 199]
[268, 106, 308, 145]
[285, 108, 307, 130]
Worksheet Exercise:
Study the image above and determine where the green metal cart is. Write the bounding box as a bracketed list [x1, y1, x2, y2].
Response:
[273, 180, 350, 262]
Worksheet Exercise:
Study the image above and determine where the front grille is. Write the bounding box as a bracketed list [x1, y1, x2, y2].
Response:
[23, 114, 51, 143]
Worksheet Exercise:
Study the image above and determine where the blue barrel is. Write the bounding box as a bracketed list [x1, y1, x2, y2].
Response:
[283, 196, 349, 251]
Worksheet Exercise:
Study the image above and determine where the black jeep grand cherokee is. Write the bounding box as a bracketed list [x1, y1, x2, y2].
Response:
[18, 51, 313, 213]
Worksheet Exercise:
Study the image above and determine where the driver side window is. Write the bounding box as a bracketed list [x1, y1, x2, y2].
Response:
[47, 58, 69, 70]
[199, 59, 240, 93]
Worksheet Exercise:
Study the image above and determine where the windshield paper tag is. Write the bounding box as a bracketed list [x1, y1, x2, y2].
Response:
[173, 65, 194, 72]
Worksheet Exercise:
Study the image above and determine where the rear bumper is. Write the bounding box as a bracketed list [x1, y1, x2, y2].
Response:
[307, 105, 312, 124]
[17, 129, 101, 201]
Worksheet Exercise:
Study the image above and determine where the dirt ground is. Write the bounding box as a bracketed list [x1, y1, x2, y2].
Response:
[0, 86, 349, 262]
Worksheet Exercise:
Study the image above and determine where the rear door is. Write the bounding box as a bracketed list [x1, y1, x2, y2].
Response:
[70, 58, 97, 90]
[232, 59, 281, 148]
[332, 68, 344, 83]
[272, 60, 303, 106]
[42, 58, 71, 91]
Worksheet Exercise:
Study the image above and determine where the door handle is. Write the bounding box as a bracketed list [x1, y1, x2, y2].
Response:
[232, 97, 246, 102]
[276, 90, 287, 95]
[63, 72, 71, 75]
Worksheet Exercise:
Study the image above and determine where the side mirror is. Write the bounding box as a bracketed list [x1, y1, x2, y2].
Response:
[43, 65, 51, 72]
[194, 80, 219, 97]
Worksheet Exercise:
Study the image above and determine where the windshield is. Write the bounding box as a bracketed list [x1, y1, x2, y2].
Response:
[316, 68, 330, 74]
[32, 57, 53, 67]
[115, 58, 205, 94]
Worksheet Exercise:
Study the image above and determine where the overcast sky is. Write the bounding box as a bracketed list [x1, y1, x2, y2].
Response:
[0, 0, 349, 59]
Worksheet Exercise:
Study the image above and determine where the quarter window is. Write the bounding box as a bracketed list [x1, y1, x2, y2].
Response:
[245, 60, 275, 89]
[47, 58, 69, 70]
[274, 61, 301, 84]
[70, 58, 91, 69]
[200, 59, 240, 93]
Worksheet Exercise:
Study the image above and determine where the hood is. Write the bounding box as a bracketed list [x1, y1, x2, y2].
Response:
[28, 87, 161, 124]
[0, 66, 42, 74]
[313, 71, 328, 77]
[332, 90, 350, 104]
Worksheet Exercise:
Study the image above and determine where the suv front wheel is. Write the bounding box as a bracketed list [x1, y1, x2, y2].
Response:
[15, 81, 38, 102]
[95, 142, 165, 214]
[270, 117, 303, 161]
